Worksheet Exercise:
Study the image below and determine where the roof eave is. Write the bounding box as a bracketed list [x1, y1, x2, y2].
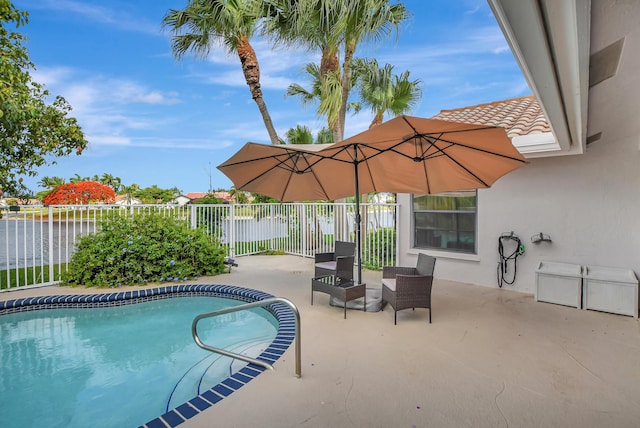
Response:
[488, 0, 591, 155]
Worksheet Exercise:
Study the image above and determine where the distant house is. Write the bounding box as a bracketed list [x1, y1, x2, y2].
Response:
[173, 192, 232, 205]
[113, 195, 141, 206]
[185, 192, 208, 201]
[173, 195, 192, 206]
[212, 191, 232, 203]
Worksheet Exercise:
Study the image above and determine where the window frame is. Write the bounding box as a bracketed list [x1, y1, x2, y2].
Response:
[412, 190, 478, 254]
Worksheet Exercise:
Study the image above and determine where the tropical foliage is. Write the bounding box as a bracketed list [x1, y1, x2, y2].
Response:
[133, 184, 181, 204]
[263, 0, 408, 141]
[192, 193, 223, 204]
[42, 181, 115, 205]
[62, 212, 227, 287]
[284, 124, 314, 144]
[351, 57, 422, 128]
[363, 227, 396, 269]
[0, 1, 87, 196]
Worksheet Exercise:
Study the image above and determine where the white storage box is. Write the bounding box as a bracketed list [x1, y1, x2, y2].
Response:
[535, 261, 582, 308]
[583, 266, 638, 318]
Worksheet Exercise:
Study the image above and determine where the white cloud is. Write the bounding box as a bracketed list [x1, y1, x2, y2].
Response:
[87, 135, 131, 146]
[33, 0, 161, 35]
[25, 65, 189, 153]
[131, 137, 234, 150]
[106, 80, 181, 105]
[31, 66, 75, 86]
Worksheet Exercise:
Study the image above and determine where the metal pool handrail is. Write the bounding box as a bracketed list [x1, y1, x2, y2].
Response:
[192, 297, 302, 378]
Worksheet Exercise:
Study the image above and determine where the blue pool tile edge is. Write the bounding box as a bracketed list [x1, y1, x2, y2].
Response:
[0, 284, 297, 428]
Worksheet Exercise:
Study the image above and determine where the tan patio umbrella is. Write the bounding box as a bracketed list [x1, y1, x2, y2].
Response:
[218, 115, 528, 284]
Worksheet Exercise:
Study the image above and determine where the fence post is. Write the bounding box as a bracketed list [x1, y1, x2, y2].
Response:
[269, 204, 275, 251]
[48, 206, 54, 282]
[395, 204, 400, 266]
[190, 205, 197, 229]
[301, 204, 307, 257]
[229, 206, 235, 258]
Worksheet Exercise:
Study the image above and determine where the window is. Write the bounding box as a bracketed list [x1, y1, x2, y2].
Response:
[413, 191, 477, 253]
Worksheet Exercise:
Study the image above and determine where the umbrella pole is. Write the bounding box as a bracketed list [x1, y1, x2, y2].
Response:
[353, 147, 363, 285]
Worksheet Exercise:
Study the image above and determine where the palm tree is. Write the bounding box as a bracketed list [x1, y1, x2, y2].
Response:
[286, 62, 323, 109]
[229, 186, 248, 204]
[69, 174, 85, 184]
[38, 176, 65, 189]
[99, 173, 122, 193]
[163, 0, 280, 145]
[286, 62, 343, 138]
[285, 125, 314, 144]
[262, 0, 345, 141]
[121, 183, 140, 205]
[352, 58, 422, 128]
[339, 0, 408, 139]
[263, 0, 408, 141]
[315, 127, 333, 144]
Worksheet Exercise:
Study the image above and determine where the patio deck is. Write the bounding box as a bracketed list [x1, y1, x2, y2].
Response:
[3, 255, 640, 427]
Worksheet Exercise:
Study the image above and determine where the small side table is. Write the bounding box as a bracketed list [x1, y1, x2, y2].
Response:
[311, 275, 366, 319]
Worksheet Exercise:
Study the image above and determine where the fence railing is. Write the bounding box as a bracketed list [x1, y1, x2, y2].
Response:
[1, 202, 398, 291]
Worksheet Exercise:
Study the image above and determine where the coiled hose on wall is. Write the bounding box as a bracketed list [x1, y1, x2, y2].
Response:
[497, 232, 525, 288]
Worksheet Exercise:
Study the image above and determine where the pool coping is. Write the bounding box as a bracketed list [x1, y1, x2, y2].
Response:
[0, 284, 297, 428]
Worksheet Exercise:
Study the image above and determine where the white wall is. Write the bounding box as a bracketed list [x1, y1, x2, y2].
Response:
[397, 1, 640, 294]
[398, 129, 640, 294]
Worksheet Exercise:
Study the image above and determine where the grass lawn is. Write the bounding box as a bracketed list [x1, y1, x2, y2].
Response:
[0, 264, 64, 290]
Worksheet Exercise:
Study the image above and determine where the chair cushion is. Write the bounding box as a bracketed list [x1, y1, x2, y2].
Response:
[381, 278, 396, 291]
[315, 261, 337, 271]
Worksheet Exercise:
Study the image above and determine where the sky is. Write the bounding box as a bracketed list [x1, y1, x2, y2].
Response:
[14, 0, 529, 195]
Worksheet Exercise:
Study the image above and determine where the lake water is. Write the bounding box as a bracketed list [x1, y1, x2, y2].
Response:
[0, 220, 92, 268]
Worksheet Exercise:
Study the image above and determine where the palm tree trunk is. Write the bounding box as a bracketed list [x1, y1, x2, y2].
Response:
[370, 112, 384, 128]
[320, 45, 342, 143]
[236, 37, 280, 145]
[339, 43, 357, 142]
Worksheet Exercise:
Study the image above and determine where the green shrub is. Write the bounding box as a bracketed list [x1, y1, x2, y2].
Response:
[62, 212, 227, 287]
[363, 227, 396, 270]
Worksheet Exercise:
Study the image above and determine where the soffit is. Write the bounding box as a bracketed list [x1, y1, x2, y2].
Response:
[487, 0, 591, 155]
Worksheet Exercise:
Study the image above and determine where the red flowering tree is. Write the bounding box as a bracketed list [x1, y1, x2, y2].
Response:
[43, 181, 115, 205]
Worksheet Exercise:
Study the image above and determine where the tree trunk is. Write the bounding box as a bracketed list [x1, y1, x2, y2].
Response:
[236, 37, 280, 145]
[320, 45, 342, 143]
[369, 112, 384, 128]
[339, 42, 357, 142]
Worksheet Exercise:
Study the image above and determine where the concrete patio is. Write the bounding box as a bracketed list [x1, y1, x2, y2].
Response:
[3, 255, 640, 427]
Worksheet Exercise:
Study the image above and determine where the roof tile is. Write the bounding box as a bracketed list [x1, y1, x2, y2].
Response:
[432, 95, 550, 138]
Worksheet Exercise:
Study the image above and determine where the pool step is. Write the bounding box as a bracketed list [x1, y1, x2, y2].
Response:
[166, 339, 271, 411]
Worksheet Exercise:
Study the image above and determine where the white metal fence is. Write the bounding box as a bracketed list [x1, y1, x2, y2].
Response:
[1, 202, 398, 291]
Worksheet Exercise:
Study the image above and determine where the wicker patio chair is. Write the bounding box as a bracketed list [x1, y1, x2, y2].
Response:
[314, 241, 356, 279]
[381, 253, 436, 324]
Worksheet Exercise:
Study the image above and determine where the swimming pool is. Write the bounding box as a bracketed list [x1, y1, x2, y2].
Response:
[0, 284, 297, 427]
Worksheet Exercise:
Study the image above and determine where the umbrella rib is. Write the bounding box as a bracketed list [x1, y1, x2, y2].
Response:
[226, 150, 317, 193]
[334, 124, 526, 192]
[401, 116, 507, 138]
[300, 155, 333, 200]
[275, 151, 333, 200]
[429, 135, 528, 162]
[416, 135, 490, 187]
[223, 151, 314, 173]
[319, 144, 381, 193]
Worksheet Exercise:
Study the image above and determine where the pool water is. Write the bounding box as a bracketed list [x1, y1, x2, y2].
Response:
[0, 296, 277, 428]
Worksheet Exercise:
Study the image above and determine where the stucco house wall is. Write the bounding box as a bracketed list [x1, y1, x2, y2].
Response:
[398, 127, 640, 293]
[397, 1, 640, 294]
